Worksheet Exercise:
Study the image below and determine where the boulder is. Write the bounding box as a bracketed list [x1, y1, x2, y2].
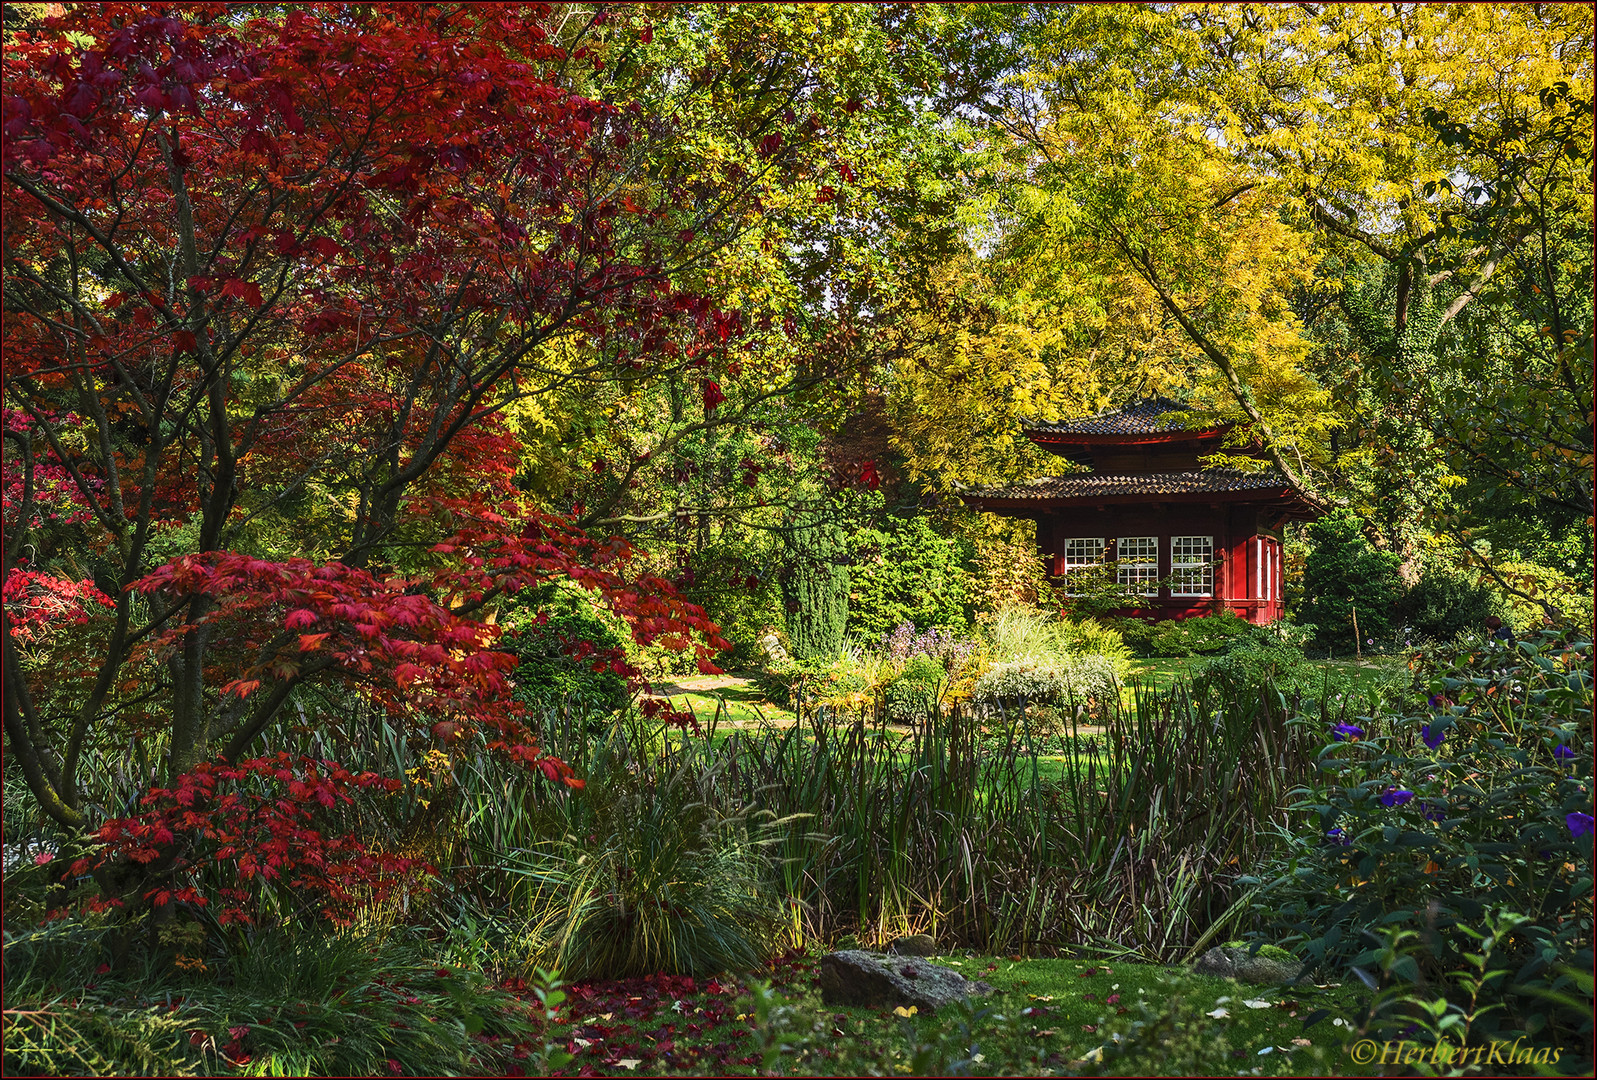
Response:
[887, 934, 938, 957]
[1192, 945, 1304, 985]
[818, 950, 993, 1013]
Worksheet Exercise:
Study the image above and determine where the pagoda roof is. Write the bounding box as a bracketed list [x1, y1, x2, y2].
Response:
[1024, 395, 1226, 439]
[962, 468, 1300, 507]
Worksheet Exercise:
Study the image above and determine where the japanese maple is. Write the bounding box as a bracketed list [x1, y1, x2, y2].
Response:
[2, 2, 736, 840]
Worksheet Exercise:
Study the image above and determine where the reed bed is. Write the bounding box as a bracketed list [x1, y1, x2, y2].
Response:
[443, 679, 1335, 965]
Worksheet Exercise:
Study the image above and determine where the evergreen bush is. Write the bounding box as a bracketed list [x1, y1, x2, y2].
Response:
[1190, 639, 1318, 701]
[1397, 567, 1498, 643]
[782, 512, 850, 662]
[1146, 610, 1261, 657]
[502, 606, 631, 714]
[1300, 509, 1404, 651]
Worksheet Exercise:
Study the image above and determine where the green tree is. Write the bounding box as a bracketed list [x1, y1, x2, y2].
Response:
[847, 515, 970, 639]
[961, 4, 1592, 588]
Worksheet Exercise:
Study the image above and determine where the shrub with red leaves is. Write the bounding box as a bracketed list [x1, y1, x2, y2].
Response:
[70, 753, 428, 928]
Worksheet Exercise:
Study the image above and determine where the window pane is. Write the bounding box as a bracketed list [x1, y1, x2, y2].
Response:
[1171, 535, 1213, 597]
[1060, 537, 1105, 597]
[1116, 536, 1159, 596]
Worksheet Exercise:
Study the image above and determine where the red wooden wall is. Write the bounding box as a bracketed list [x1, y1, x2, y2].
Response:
[1039, 504, 1284, 624]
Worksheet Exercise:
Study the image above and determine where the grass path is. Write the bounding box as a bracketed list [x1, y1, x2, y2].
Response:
[651, 673, 798, 728]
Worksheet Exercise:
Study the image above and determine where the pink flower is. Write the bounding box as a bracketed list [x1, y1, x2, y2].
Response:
[33, 851, 54, 865]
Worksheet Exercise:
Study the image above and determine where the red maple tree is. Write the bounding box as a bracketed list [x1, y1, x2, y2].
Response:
[2, 1, 736, 854]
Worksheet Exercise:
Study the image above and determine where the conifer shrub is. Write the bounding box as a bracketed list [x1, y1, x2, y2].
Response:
[782, 513, 850, 662]
[848, 515, 971, 639]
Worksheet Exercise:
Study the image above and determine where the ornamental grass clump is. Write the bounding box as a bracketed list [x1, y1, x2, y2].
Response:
[1257, 625, 1593, 1054]
[496, 723, 789, 981]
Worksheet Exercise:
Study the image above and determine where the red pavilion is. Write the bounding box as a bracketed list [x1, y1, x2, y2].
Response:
[961, 397, 1319, 624]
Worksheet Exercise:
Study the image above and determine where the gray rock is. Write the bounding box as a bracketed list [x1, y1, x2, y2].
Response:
[819, 950, 993, 1013]
[1192, 945, 1304, 985]
[887, 934, 938, 957]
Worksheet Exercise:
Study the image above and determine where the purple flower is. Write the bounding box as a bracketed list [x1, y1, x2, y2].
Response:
[1326, 827, 1350, 846]
[1380, 788, 1414, 808]
[1567, 812, 1594, 838]
[1421, 724, 1444, 750]
[1332, 723, 1364, 742]
[1418, 800, 1445, 823]
[1554, 744, 1575, 762]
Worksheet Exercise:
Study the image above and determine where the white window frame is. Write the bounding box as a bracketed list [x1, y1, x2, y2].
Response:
[1115, 536, 1160, 597]
[1171, 535, 1214, 597]
[1060, 537, 1106, 597]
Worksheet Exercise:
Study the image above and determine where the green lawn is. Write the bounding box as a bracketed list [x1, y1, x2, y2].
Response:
[656, 681, 798, 729]
[1127, 653, 1411, 700]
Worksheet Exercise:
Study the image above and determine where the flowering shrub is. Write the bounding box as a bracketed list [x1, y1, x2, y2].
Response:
[1257, 627, 1593, 1052]
[70, 754, 428, 929]
[879, 622, 978, 673]
[972, 654, 1121, 712]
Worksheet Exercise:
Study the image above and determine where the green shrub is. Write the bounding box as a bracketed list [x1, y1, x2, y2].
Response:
[972, 654, 1123, 713]
[1300, 509, 1404, 651]
[1057, 615, 1137, 668]
[1105, 616, 1159, 657]
[1397, 567, 1498, 643]
[1190, 639, 1319, 701]
[1146, 610, 1260, 657]
[782, 511, 851, 662]
[502, 605, 631, 714]
[883, 654, 946, 723]
[1256, 627, 1593, 1057]
[1351, 908, 1594, 1076]
[849, 515, 972, 639]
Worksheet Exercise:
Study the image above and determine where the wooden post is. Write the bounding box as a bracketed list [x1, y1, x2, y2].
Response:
[1350, 598, 1361, 660]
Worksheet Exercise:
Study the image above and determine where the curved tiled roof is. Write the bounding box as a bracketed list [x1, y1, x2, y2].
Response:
[1024, 395, 1225, 437]
[966, 468, 1289, 501]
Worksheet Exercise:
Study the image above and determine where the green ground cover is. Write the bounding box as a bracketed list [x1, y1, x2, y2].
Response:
[533, 950, 1362, 1076]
